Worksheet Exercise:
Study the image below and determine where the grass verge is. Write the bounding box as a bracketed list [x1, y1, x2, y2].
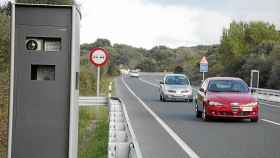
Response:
[78, 106, 109, 158]
[0, 72, 9, 158]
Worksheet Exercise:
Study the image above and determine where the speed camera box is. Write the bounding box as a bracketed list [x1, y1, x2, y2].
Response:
[8, 3, 81, 158]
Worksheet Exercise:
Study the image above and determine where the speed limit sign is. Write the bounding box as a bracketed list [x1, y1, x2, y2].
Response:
[88, 47, 110, 96]
[88, 48, 109, 67]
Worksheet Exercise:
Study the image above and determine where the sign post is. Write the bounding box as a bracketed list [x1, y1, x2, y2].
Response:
[200, 56, 208, 81]
[250, 70, 259, 88]
[89, 48, 109, 96]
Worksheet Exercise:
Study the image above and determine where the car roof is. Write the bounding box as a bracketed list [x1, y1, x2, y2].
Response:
[207, 77, 243, 81]
[164, 73, 187, 77]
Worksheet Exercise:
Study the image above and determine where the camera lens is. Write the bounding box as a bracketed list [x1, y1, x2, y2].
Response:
[26, 40, 38, 50]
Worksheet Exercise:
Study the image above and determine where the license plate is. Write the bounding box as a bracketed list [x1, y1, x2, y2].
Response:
[174, 94, 183, 97]
[242, 107, 253, 111]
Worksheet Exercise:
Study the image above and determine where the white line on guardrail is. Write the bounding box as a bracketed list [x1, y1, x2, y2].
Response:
[79, 96, 107, 106]
[122, 76, 200, 158]
[259, 101, 280, 108]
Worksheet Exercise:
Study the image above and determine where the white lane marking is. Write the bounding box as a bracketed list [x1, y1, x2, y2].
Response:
[259, 101, 280, 109]
[261, 119, 280, 126]
[122, 76, 200, 158]
[139, 78, 159, 88]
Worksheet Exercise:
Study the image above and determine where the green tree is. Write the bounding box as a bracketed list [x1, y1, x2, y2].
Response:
[218, 21, 280, 84]
[174, 66, 184, 73]
[91, 38, 111, 48]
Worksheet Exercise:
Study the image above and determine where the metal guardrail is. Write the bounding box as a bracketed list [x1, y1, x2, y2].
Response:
[78, 96, 142, 158]
[79, 96, 108, 106]
[108, 97, 143, 158]
[251, 88, 280, 102]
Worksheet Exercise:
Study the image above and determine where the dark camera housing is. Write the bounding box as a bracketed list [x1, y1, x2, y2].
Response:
[26, 39, 39, 50]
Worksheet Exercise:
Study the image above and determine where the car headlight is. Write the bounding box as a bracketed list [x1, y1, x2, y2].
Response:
[208, 101, 224, 106]
[243, 102, 258, 107]
[182, 89, 192, 93]
[168, 90, 176, 93]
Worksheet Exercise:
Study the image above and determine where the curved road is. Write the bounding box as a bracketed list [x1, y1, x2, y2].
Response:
[116, 73, 280, 158]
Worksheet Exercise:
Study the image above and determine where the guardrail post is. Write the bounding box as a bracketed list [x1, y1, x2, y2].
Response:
[108, 82, 112, 97]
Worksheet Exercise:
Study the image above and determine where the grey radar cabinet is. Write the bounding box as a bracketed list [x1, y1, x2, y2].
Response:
[8, 3, 81, 158]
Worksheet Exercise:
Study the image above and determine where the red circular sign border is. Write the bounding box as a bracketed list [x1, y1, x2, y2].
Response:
[88, 47, 109, 67]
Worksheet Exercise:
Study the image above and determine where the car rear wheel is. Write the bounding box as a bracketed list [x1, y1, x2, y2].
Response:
[202, 106, 210, 121]
[162, 95, 166, 102]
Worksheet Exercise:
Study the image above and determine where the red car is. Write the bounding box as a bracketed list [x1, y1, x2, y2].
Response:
[194, 77, 259, 122]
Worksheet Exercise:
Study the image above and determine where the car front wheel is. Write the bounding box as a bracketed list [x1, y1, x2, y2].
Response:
[250, 117, 258, 122]
[202, 106, 210, 121]
[195, 101, 202, 118]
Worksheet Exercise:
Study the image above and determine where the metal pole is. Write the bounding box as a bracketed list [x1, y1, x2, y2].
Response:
[250, 70, 253, 88]
[202, 72, 205, 81]
[97, 67, 100, 96]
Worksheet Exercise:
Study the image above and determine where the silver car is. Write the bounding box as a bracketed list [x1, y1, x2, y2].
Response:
[129, 70, 139, 78]
[159, 74, 193, 102]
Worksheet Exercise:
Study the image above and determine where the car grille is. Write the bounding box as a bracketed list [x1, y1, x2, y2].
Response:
[231, 104, 240, 112]
[239, 111, 251, 116]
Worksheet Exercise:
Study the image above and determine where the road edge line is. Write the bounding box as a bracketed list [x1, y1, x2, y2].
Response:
[122, 76, 200, 158]
[261, 119, 280, 126]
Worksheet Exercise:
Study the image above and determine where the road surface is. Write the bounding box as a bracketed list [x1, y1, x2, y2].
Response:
[116, 73, 280, 158]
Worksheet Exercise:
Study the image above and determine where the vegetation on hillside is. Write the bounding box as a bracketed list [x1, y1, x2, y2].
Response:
[82, 21, 280, 88]
[0, 3, 10, 157]
[213, 21, 280, 88]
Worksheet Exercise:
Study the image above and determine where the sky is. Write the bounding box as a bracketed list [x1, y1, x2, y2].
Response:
[77, 0, 280, 48]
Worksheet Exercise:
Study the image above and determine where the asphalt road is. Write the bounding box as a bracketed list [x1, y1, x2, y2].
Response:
[116, 73, 280, 158]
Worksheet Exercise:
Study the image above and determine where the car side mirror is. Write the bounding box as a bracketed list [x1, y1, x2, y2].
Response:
[160, 81, 164, 84]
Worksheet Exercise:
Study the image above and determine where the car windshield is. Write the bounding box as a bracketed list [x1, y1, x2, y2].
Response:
[165, 76, 189, 85]
[208, 80, 249, 93]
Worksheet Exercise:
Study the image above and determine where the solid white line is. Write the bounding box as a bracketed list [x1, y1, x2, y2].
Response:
[259, 101, 280, 108]
[261, 119, 280, 126]
[139, 78, 159, 88]
[122, 76, 200, 158]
